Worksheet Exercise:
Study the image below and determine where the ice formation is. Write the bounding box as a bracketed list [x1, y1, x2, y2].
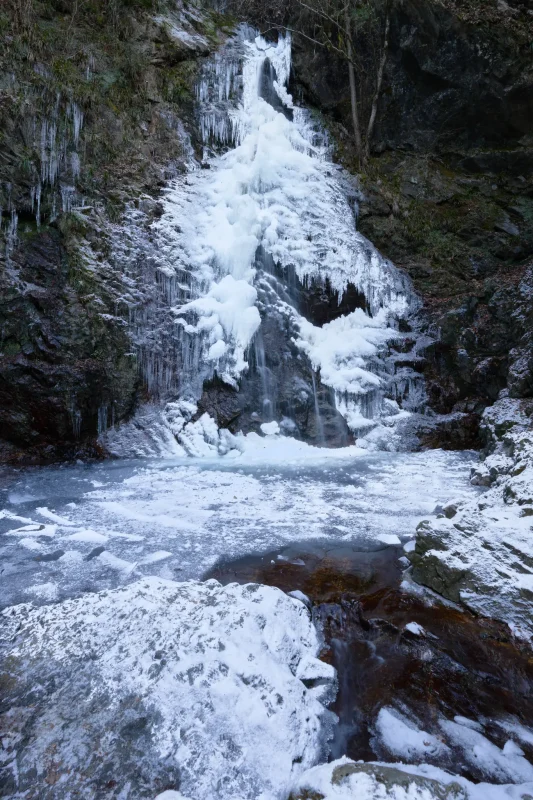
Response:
[133, 27, 423, 451]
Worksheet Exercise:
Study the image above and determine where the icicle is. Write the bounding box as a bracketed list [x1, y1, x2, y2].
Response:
[70, 403, 82, 440]
[71, 152, 80, 179]
[35, 183, 41, 227]
[311, 372, 325, 445]
[72, 103, 84, 145]
[97, 405, 108, 435]
[5, 208, 19, 263]
[60, 184, 76, 213]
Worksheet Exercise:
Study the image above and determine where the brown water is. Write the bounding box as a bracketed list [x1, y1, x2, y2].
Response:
[207, 541, 533, 782]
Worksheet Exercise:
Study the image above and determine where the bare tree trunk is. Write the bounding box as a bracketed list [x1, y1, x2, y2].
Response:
[11, 0, 34, 33]
[365, 8, 390, 161]
[344, 4, 363, 166]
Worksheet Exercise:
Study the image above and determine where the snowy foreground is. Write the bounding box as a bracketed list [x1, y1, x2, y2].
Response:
[2, 577, 335, 799]
[2, 440, 533, 799]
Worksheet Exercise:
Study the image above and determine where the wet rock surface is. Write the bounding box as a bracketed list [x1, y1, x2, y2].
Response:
[0, 221, 139, 465]
[209, 539, 533, 784]
[356, 157, 533, 445]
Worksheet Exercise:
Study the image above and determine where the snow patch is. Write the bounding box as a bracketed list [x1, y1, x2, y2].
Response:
[376, 707, 449, 761]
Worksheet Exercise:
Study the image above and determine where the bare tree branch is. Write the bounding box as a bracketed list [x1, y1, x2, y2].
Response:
[267, 22, 348, 59]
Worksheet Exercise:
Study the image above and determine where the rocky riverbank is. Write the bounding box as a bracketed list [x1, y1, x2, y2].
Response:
[410, 395, 533, 639]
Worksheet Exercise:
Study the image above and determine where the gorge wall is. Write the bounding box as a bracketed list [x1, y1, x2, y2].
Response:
[0, 0, 219, 463]
[289, 0, 533, 447]
[1, 0, 532, 463]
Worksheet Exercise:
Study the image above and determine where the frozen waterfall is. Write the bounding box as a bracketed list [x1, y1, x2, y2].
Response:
[106, 27, 426, 457]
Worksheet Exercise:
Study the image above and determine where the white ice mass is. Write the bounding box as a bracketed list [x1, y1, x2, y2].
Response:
[134, 26, 422, 451]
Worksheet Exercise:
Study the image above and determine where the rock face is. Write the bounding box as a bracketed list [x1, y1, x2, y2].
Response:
[290, 0, 533, 442]
[0, 218, 139, 464]
[292, 0, 532, 155]
[0, 0, 218, 463]
[409, 397, 533, 636]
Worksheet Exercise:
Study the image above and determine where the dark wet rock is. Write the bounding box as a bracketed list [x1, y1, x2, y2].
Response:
[0, 224, 139, 465]
[292, 0, 533, 154]
[210, 540, 533, 782]
[85, 546, 107, 561]
[34, 549, 65, 562]
[415, 410, 483, 450]
[259, 58, 294, 120]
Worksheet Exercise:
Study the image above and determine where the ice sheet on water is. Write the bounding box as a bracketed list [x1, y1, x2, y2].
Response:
[0, 448, 478, 607]
[2, 577, 335, 800]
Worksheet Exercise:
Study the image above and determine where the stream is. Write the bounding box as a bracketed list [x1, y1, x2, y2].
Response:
[1, 447, 475, 608]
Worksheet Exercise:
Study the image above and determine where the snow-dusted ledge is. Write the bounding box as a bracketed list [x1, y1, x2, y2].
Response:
[289, 757, 533, 800]
[409, 397, 533, 640]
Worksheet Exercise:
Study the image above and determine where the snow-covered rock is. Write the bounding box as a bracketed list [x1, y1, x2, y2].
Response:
[1, 577, 335, 799]
[289, 758, 533, 800]
[409, 397, 533, 638]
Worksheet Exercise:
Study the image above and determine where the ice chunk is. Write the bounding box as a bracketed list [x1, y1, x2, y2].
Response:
[260, 420, 280, 436]
[405, 622, 425, 636]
